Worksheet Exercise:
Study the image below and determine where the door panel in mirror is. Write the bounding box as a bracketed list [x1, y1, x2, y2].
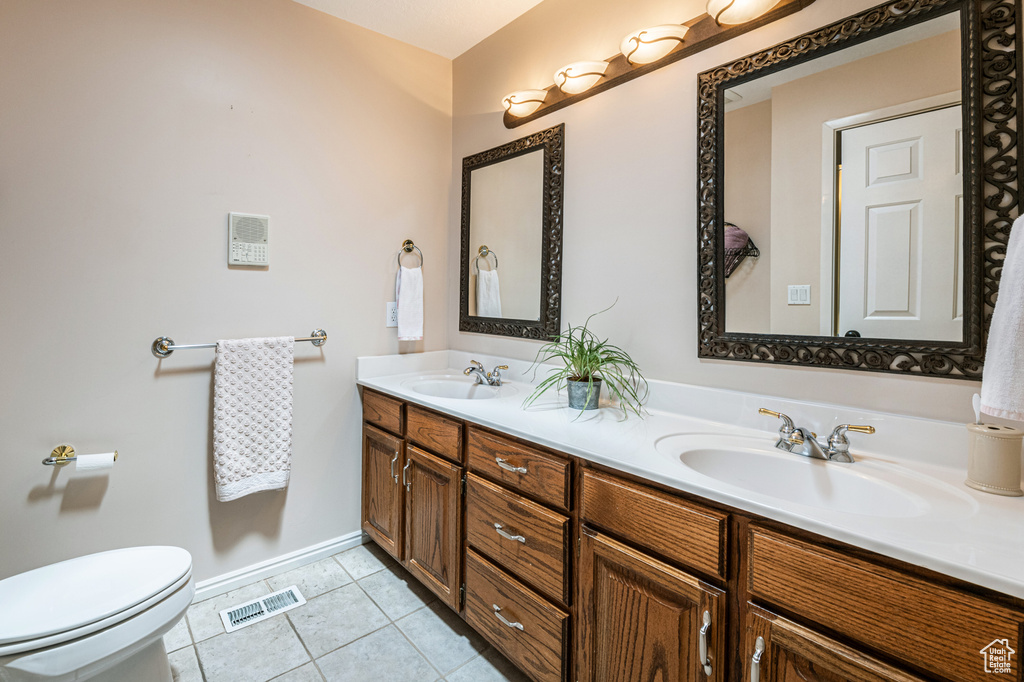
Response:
[721, 11, 962, 342]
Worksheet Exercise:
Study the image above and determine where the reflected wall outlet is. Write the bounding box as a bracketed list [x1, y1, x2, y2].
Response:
[386, 302, 398, 327]
[787, 285, 812, 305]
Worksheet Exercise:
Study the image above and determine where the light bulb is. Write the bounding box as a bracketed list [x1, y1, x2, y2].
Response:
[553, 61, 609, 95]
[502, 90, 548, 117]
[620, 25, 689, 65]
[706, 0, 783, 25]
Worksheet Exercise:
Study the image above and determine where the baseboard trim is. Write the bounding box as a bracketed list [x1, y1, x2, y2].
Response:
[194, 530, 368, 602]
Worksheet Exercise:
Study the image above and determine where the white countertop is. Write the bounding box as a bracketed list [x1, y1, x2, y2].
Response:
[357, 351, 1024, 600]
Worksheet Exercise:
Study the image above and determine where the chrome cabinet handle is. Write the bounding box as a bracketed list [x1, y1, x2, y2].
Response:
[751, 636, 765, 682]
[402, 460, 412, 491]
[390, 453, 399, 484]
[495, 457, 527, 474]
[492, 604, 524, 631]
[493, 523, 526, 544]
[699, 610, 712, 676]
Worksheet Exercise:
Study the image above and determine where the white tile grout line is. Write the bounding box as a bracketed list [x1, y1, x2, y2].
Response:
[260, 576, 326, 682]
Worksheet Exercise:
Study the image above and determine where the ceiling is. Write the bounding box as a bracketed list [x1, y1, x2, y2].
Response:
[291, 0, 546, 59]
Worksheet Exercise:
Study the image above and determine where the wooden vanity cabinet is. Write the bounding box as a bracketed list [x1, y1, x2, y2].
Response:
[361, 391, 463, 611]
[577, 527, 726, 682]
[361, 424, 403, 560]
[743, 604, 926, 682]
[360, 390, 1024, 682]
[747, 527, 1024, 682]
[403, 444, 463, 611]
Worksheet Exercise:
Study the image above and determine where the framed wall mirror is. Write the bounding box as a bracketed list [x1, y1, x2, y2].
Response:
[697, 0, 1020, 378]
[459, 124, 564, 338]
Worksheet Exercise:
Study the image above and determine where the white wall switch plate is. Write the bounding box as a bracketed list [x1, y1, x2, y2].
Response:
[787, 285, 812, 305]
[386, 302, 398, 327]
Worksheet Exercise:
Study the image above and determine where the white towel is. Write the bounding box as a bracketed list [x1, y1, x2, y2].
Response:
[476, 269, 502, 318]
[396, 265, 424, 341]
[982, 215, 1024, 420]
[213, 337, 294, 501]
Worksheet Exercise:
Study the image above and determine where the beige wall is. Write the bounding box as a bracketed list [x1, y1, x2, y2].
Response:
[449, 0, 980, 423]
[769, 29, 961, 335]
[724, 99, 772, 333]
[466, 150, 544, 319]
[0, 0, 451, 580]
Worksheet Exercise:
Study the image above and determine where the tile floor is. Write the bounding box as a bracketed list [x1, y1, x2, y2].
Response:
[165, 542, 529, 682]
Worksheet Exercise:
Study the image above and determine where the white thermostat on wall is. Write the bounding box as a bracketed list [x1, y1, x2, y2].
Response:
[228, 212, 269, 266]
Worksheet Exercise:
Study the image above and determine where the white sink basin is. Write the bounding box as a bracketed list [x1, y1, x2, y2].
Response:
[655, 434, 974, 519]
[402, 375, 518, 400]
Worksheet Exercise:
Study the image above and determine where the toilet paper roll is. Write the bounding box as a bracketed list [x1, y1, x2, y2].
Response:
[75, 452, 116, 473]
[966, 423, 1023, 496]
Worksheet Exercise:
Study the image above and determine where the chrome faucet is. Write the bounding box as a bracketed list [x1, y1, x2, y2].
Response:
[759, 408, 874, 462]
[464, 360, 510, 387]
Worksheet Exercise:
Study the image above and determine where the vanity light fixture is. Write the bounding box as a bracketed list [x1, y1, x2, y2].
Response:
[707, 0, 783, 26]
[502, 90, 548, 117]
[553, 61, 610, 95]
[620, 24, 690, 65]
[502, 0, 814, 128]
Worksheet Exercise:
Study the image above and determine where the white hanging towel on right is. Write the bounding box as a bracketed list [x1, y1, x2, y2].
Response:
[396, 265, 424, 341]
[981, 215, 1024, 420]
[476, 269, 502, 318]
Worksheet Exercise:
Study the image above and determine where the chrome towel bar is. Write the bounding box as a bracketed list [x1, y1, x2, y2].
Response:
[151, 329, 327, 358]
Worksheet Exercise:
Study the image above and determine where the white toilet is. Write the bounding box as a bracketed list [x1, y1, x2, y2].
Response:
[0, 546, 194, 682]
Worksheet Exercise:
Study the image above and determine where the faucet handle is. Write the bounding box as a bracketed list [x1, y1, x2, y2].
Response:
[493, 365, 509, 371]
[469, 360, 484, 369]
[826, 424, 875, 462]
[759, 408, 795, 435]
[829, 424, 876, 440]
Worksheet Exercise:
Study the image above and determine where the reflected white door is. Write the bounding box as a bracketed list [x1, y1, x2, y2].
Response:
[837, 105, 962, 341]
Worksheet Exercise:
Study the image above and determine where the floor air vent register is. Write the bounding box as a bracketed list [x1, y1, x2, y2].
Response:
[219, 585, 306, 633]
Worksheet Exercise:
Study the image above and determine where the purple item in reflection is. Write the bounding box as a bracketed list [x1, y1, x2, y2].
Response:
[724, 222, 759, 277]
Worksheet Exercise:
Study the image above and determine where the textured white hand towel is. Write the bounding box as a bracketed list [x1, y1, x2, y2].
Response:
[213, 336, 294, 501]
[396, 265, 424, 341]
[476, 269, 502, 318]
[982, 216, 1024, 420]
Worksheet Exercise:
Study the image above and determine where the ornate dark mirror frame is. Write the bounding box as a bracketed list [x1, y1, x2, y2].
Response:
[697, 0, 1020, 379]
[459, 123, 564, 339]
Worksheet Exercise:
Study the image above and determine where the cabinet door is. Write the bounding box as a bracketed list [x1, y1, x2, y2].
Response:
[403, 444, 463, 611]
[577, 527, 726, 682]
[362, 424, 404, 561]
[743, 604, 926, 682]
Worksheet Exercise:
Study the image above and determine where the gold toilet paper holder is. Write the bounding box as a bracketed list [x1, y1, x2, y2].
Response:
[42, 444, 119, 467]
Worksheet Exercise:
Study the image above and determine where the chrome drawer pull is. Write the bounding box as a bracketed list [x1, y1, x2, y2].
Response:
[402, 460, 412, 491]
[699, 610, 712, 676]
[492, 604, 524, 631]
[495, 457, 527, 474]
[390, 453, 399, 484]
[493, 523, 526, 544]
[751, 636, 765, 682]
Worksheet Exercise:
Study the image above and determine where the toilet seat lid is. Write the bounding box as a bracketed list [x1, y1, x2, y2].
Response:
[0, 546, 192, 646]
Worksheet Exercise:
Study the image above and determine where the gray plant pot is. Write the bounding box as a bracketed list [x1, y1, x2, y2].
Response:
[567, 379, 601, 410]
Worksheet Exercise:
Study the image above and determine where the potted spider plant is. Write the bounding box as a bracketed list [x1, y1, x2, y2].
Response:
[524, 304, 648, 415]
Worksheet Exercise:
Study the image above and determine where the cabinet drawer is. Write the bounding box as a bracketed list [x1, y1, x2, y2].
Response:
[466, 474, 570, 605]
[749, 527, 1024, 682]
[406, 404, 462, 463]
[580, 469, 727, 579]
[465, 550, 569, 682]
[362, 390, 404, 436]
[467, 427, 570, 511]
